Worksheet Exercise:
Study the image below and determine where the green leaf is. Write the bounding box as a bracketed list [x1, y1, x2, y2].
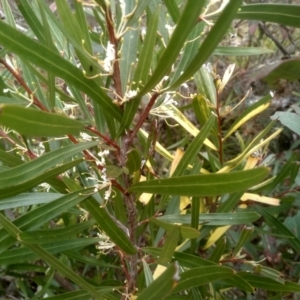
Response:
[169, 22, 205, 86]
[0, 141, 98, 191]
[0, 20, 122, 120]
[55, 0, 93, 74]
[0, 159, 83, 200]
[194, 67, 217, 106]
[170, 0, 243, 89]
[0, 237, 101, 264]
[0, 104, 83, 136]
[271, 111, 300, 136]
[143, 248, 254, 292]
[213, 46, 273, 56]
[239, 273, 300, 292]
[142, 259, 154, 287]
[192, 96, 213, 129]
[39, 287, 121, 300]
[233, 226, 254, 257]
[224, 121, 278, 168]
[256, 206, 300, 252]
[126, 149, 142, 174]
[125, 0, 153, 28]
[0, 149, 26, 167]
[265, 152, 298, 194]
[63, 250, 118, 269]
[119, 0, 139, 94]
[284, 211, 300, 240]
[236, 4, 300, 28]
[0, 193, 63, 210]
[190, 196, 200, 252]
[139, 0, 207, 95]
[19, 220, 95, 243]
[252, 59, 300, 87]
[173, 266, 234, 293]
[118, 6, 161, 134]
[172, 115, 215, 176]
[0, 188, 95, 254]
[82, 197, 137, 255]
[209, 237, 226, 263]
[159, 225, 180, 264]
[16, 0, 44, 43]
[163, 0, 180, 23]
[156, 211, 261, 226]
[129, 167, 269, 196]
[224, 94, 272, 140]
[150, 218, 199, 239]
[0, 205, 102, 300]
[136, 262, 180, 300]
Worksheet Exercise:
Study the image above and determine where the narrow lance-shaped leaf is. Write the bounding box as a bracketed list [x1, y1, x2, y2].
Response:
[213, 46, 273, 56]
[169, 22, 205, 86]
[139, 0, 207, 95]
[163, 0, 180, 23]
[233, 226, 254, 257]
[55, 0, 93, 74]
[236, 4, 300, 28]
[239, 272, 300, 293]
[17, 0, 45, 43]
[256, 206, 300, 252]
[129, 167, 269, 196]
[118, 3, 160, 134]
[0, 21, 122, 120]
[156, 211, 261, 226]
[142, 248, 254, 292]
[18, 220, 95, 243]
[0, 188, 96, 254]
[0, 212, 103, 300]
[0, 159, 83, 200]
[125, 0, 153, 28]
[158, 225, 180, 264]
[32, 287, 121, 300]
[173, 114, 215, 176]
[224, 94, 272, 140]
[0, 104, 84, 136]
[82, 197, 137, 255]
[169, 0, 243, 90]
[172, 266, 234, 293]
[39, 1, 57, 110]
[0, 193, 62, 210]
[136, 262, 180, 300]
[0, 141, 98, 190]
[119, 0, 139, 95]
[0, 238, 102, 264]
[150, 218, 200, 239]
[209, 237, 226, 263]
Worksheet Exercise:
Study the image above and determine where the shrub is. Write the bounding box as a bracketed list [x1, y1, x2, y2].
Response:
[0, 0, 300, 299]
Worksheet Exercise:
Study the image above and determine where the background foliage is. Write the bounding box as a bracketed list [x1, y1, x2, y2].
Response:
[0, 0, 300, 299]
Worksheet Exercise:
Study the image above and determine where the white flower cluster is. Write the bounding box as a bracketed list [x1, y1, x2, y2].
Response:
[103, 41, 115, 73]
[96, 149, 112, 201]
[97, 149, 110, 166]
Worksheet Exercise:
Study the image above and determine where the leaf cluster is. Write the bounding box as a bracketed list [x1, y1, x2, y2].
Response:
[0, 0, 299, 299]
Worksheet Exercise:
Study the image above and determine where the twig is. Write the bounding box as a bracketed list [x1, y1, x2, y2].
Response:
[104, 5, 123, 101]
[258, 22, 290, 58]
[85, 125, 120, 152]
[0, 58, 48, 111]
[128, 92, 160, 145]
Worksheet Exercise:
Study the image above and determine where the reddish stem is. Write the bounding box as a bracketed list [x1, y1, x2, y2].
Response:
[104, 7, 123, 101]
[0, 58, 48, 112]
[128, 92, 160, 145]
[85, 126, 120, 151]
